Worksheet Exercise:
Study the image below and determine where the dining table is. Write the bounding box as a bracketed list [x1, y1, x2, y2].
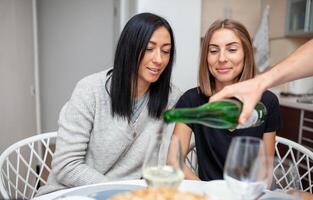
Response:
[33, 179, 296, 200]
[33, 179, 223, 200]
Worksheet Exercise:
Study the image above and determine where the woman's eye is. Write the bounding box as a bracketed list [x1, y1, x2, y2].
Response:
[146, 47, 153, 51]
[209, 49, 218, 54]
[229, 48, 237, 52]
[162, 50, 170, 54]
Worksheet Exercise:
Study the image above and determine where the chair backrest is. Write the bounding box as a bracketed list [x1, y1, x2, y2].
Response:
[0, 131, 57, 199]
[275, 136, 313, 193]
[185, 143, 198, 175]
[184, 135, 313, 190]
[185, 133, 198, 175]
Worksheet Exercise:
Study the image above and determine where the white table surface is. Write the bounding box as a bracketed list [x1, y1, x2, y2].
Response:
[33, 179, 293, 200]
[33, 179, 209, 200]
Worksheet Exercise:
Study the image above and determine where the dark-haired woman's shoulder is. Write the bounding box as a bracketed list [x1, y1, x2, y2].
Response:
[76, 68, 111, 88]
[69, 68, 112, 104]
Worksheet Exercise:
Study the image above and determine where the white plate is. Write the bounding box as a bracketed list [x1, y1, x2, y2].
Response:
[179, 180, 208, 195]
[203, 180, 298, 200]
[203, 180, 233, 200]
[55, 184, 144, 200]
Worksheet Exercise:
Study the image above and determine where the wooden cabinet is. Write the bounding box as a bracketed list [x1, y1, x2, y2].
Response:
[278, 106, 313, 189]
[278, 106, 313, 150]
[286, 0, 313, 37]
[263, 0, 313, 37]
[299, 110, 313, 151]
[278, 106, 301, 141]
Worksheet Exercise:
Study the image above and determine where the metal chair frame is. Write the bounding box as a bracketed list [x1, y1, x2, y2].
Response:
[185, 135, 313, 193]
[0, 132, 57, 199]
[275, 136, 313, 193]
[186, 143, 198, 175]
[2, 133, 311, 198]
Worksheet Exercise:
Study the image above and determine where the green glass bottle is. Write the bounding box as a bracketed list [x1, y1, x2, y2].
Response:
[163, 99, 267, 129]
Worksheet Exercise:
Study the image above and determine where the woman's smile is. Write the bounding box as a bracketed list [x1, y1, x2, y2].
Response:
[215, 67, 232, 74]
[146, 66, 161, 75]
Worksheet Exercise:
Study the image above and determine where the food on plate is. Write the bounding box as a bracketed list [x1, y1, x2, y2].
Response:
[109, 187, 208, 200]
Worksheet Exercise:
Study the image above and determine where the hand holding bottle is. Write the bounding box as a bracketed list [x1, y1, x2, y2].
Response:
[163, 99, 267, 129]
[209, 76, 266, 126]
[210, 40, 313, 126]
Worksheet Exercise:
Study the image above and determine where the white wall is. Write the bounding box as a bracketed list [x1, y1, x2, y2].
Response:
[0, 0, 36, 152]
[118, 0, 137, 31]
[135, 0, 202, 92]
[37, 0, 116, 131]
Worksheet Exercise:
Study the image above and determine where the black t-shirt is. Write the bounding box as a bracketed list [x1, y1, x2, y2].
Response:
[175, 87, 282, 181]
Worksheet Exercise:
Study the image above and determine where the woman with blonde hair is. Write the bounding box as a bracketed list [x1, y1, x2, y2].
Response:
[171, 19, 281, 180]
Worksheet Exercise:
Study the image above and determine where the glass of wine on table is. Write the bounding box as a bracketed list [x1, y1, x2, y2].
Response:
[223, 136, 269, 200]
[142, 133, 184, 188]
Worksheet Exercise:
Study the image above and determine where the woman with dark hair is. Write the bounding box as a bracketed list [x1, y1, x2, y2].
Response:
[37, 12, 181, 195]
[170, 19, 281, 181]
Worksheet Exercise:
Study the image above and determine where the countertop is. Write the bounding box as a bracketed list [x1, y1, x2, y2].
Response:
[269, 88, 313, 112]
[278, 96, 313, 112]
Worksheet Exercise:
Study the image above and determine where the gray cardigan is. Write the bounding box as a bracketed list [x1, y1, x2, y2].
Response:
[37, 69, 182, 195]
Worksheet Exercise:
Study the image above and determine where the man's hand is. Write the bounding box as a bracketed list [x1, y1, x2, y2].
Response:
[210, 77, 265, 125]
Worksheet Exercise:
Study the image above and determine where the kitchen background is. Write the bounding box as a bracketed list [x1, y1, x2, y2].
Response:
[0, 0, 312, 153]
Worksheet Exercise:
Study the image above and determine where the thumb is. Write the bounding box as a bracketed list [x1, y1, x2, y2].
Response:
[210, 89, 230, 102]
[238, 103, 255, 125]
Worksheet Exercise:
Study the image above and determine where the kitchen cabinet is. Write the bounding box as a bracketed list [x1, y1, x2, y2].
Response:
[277, 106, 301, 142]
[286, 0, 313, 37]
[299, 110, 313, 150]
[278, 105, 313, 188]
[278, 106, 313, 151]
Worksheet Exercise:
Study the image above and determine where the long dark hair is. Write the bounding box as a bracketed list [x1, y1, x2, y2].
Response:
[110, 12, 175, 121]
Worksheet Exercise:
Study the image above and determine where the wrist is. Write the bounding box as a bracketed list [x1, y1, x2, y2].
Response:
[256, 74, 270, 93]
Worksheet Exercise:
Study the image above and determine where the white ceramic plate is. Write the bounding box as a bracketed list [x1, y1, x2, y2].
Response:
[55, 184, 144, 200]
[179, 180, 208, 195]
[203, 180, 233, 200]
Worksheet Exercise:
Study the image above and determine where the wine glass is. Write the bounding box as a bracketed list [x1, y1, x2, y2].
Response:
[142, 133, 184, 188]
[266, 157, 301, 200]
[223, 136, 269, 200]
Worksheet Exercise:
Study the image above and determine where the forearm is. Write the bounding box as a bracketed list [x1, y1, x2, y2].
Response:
[52, 157, 109, 187]
[261, 39, 313, 89]
[183, 164, 200, 180]
[263, 132, 276, 188]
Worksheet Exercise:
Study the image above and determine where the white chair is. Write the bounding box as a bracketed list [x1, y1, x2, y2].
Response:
[275, 136, 313, 193]
[186, 143, 198, 175]
[185, 135, 313, 190]
[0, 131, 57, 199]
[185, 133, 198, 175]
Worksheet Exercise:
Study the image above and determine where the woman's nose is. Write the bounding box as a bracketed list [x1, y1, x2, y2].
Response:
[218, 51, 227, 62]
[152, 50, 162, 64]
